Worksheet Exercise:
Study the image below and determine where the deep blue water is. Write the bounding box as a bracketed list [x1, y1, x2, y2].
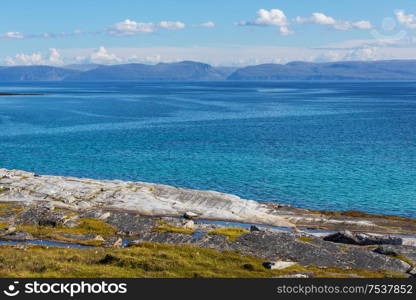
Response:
[0, 81, 415, 218]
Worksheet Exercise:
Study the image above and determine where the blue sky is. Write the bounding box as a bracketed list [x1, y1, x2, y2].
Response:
[2, 0, 416, 66]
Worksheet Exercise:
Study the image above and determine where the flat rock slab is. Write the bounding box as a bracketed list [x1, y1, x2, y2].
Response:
[1, 168, 416, 235]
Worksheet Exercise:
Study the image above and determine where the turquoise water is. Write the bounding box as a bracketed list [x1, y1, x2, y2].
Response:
[0, 81, 415, 217]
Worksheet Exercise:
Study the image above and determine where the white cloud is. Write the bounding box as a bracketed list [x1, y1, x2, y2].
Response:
[194, 21, 215, 28]
[47, 48, 64, 65]
[239, 9, 288, 26]
[4, 48, 64, 66]
[352, 21, 372, 30]
[279, 26, 293, 36]
[108, 19, 157, 36]
[158, 21, 185, 30]
[88, 46, 122, 64]
[295, 12, 372, 31]
[0, 32, 25, 39]
[296, 13, 336, 25]
[395, 10, 416, 29]
[108, 19, 186, 36]
[344, 47, 379, 61]
[238, 9, 293, 36]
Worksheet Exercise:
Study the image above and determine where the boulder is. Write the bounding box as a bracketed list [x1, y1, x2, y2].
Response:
[184, 212, 199, 220]
[98, 212, 111, 220]
[183, 220, 195, 230]
[323, 231, 402, 246]
[263, 261, 297, 270]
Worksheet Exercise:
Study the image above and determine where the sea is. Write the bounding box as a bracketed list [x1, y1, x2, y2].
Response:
[0, 81, 415, 218]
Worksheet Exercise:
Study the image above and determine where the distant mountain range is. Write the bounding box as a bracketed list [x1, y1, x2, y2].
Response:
[1, 60, 416, 81]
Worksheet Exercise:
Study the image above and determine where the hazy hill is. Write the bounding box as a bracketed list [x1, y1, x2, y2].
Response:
[63, 64, 103, 72]
[0, 66, 80, 81]
[228, 60, 416, 80]
[2, 60, 416, 81]
[64, 61, 226, 81]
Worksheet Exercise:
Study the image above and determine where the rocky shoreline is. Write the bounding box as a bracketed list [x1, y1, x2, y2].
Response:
[0, 168, 415, 278]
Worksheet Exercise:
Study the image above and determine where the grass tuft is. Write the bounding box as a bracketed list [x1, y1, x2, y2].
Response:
[208, 227, 249, 241]
[153, 225, 193, 235]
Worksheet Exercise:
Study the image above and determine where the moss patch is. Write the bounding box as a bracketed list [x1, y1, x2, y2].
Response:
[16, 218, 116, 245]
[297, 237, 314, 243]
[208, 227, 249, 241]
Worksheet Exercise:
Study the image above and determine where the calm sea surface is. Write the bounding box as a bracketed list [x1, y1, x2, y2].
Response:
[0, 81, 415, 217]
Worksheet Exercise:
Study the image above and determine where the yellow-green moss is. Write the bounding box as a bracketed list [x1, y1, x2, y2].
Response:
[65, 213, 78, 218]
[208, 227, 249, 241]
[16, 218, 116, 244]
[153, 225, 193, 235]
[297, 237, 314, 243]
[0, 242, 406, 278]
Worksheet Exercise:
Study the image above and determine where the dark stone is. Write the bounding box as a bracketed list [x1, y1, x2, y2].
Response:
[99, 254, 120, 264]
[262, 262, 274, 269]
[243, 264, 255, 271]
[250, 225, 261, 232]
[373, 246, 399, 256]
[323, 231, 402, 246]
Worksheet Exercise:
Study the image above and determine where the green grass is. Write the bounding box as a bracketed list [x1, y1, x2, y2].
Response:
[208, 227, 249, 241]
[0, 242, 406, 278]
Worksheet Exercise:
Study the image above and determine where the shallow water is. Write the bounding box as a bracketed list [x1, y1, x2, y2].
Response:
[0, 81, 415, 217]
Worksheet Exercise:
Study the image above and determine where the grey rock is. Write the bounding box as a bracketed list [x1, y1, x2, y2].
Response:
[232, 231, 410, 274]
[323, 231, 402, 246]
[16, 207, 66, 227]
[1, 231, 33, 241]
[104, 212, 156, 235]
[55, 233, 99, 241]
[184, 212, 199, 220]
[373, 245, 416, 265]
